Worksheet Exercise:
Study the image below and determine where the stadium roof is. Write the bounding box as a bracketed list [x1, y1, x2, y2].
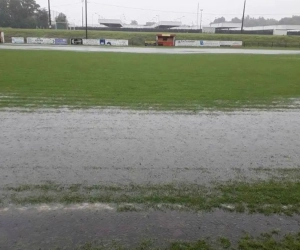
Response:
[99, 19, 123, 28]
[210, 22, 242, 29]
[155, 21, 181, 29]
[98, 19, 182, 29]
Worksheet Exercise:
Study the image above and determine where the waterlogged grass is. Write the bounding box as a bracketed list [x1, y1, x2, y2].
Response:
[3, 181, 300, 215]
[77, 233, 300, 250]
[1, 50, 300, 110]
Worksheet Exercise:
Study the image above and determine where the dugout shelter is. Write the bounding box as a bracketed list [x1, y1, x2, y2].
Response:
[156, 34, 176, 47]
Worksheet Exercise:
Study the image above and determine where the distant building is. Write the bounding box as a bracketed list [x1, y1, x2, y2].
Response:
[209, 22, 300, 33]
[232, 25, 300, 31]
[98, 19, 181, 29]
[146, 22, 156, 26]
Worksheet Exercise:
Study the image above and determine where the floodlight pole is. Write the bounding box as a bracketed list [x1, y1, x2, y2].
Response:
[82, 0, 84, 27]
[200, 9, 203, 31]
[85, 0, 88, 39]
[197, 3, 199, 30]
[241, 0, 247, 33]
[48, 0, 52, 28]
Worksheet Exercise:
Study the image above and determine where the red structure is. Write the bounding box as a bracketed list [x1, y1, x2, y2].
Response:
[156, 34, 176, 47]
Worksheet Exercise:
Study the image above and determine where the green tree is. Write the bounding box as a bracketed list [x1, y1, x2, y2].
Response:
[279, 16, 300, 25]
[0, 0, 11, 27]
[212, 17, 226, 23]
[0, 0, 53, 28]
[55, 13, 67, 23]
[36, 8, 49, 28]
[55, 13, 68, 29]
[130, 20, 138, 25]
[231, 17, 242, 23]
[7, 0, 40, 28]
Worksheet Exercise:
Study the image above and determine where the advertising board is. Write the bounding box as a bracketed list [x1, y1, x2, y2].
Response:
[175, 40, 199, 47]
[82, 39, 100, 46]
[105, 39, 129, 46]
[175, 40, 242, 47]
[55, 38, 68, 45]
[220, 41, 243, 47]
[12, 37, 25, 44]
[27, 37, 55, 44]
[100, 39, 106, 45]
[71, 38, 83, 45]
[200, 40, 221, 47]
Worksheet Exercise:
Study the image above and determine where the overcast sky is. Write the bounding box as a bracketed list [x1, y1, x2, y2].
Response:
[36, 0, 300, 26]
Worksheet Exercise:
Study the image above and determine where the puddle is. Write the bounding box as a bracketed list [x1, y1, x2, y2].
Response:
[2, 44, 300, 55]
[0, 109, 300, 187]
[0, 208, 299, 249]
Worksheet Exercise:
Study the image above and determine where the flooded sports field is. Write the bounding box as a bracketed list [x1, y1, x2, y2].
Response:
[1, 108, 300, 249]
[1, 109, 300, 187]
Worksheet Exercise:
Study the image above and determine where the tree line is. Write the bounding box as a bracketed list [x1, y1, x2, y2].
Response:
[212, 15, 300, 27]
[0, 0, 67, 29]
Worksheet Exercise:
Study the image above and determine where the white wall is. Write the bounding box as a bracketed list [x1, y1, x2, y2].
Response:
[202, 27, 216, 34]
[273, 30, 288, 36]
[0, 32, 4, 43]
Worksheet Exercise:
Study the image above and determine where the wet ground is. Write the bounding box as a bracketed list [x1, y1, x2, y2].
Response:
[1, 207, 300, 249]
[1, 109, 300, 187]
[1, 108, 300, 249]
[1, 44, 300, 55]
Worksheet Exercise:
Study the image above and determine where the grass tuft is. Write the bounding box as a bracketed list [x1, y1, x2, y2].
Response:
[3, 181, 300, 215]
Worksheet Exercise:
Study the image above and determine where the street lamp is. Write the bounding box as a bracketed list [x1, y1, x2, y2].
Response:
[82, 0, 84, 27]
[85, 0, 88, 39]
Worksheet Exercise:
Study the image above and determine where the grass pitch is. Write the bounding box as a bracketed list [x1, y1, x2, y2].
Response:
[0, 50, 300, 110]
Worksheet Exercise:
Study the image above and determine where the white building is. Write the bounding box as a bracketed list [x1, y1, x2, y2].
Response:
[231, 25, 300, 31]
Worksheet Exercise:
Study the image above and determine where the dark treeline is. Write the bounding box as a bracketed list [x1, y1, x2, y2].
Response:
[213, 15, 300, 26]
[0, 0, 67, 29]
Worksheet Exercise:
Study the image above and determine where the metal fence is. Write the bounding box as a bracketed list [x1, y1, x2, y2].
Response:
[74, 27, 300, 37]
[74, 27, 202, 34]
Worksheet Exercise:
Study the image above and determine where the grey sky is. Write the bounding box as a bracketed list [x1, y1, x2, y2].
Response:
[36, 0, 300, 26]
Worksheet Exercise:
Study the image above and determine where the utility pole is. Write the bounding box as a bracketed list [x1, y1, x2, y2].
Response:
[197, 3, 199, 30]
[241, 0, 247, 33]
[82, 0, 84, 27]
[48, 0, 51, 28]
[85, 0, 88, 39]
[200, 9, 203, 31]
